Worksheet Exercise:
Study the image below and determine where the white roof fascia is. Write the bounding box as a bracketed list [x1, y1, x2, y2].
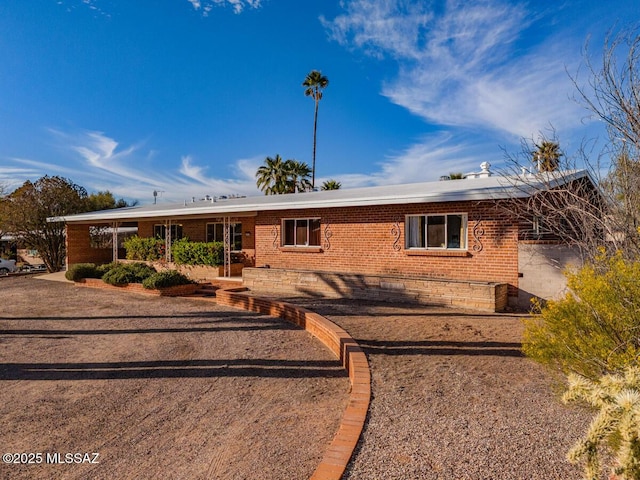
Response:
[49, 170, 591, 224]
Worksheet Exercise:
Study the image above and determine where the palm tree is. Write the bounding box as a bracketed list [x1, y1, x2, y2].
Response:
[256, 154, 288, 195]
[533, 140, 562, 172]
[321, 179, 341, 190]
[302, 70, 329, 189]
[284, 160, 312, 193]
[256, 156, 313, 195]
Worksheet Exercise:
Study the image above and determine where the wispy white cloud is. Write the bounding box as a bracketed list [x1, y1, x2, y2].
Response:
[322, 0, 585, 140]
[0, 164, 44, 192]
[321, 1, 433, 60]
[186, 0, 262, 15]
[179, 155, 208, 184]
[320, 133, 490, 188]
[57, 0, 111, 17]
[187, 0, 202, 11]
[2, 129, 263, 203]
[50, 129, 143, 183]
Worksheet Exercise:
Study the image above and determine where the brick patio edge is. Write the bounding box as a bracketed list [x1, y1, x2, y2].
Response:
[214, 287, 371, 480]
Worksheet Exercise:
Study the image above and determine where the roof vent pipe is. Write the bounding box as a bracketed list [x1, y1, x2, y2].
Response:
[478, 162, 491, 177]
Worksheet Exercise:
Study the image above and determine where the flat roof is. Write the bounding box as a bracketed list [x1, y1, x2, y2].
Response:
[50, 170, 592, 224]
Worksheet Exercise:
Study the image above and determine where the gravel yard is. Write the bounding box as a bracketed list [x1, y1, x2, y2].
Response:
[1, 275, 597, 480]
[0, 276, 348, 480]
[292, 297, 594, 480]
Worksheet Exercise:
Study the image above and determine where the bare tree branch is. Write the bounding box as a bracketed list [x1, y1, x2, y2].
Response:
[498, 28, 640, 262]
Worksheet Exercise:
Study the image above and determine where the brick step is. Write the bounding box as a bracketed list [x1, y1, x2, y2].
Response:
[182, 281, 244, 300]
[192, 283, 219, 297]
[207, 280, 243, 289]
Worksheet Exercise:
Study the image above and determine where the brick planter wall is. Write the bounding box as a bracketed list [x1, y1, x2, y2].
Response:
[118, 260, 244, 281]
[243, 267, 508, 312]
[76, 278, 198, 297]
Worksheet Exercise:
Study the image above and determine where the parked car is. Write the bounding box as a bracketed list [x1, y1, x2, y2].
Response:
[22, 263, 46, 272]
[0, 258, 17, 275]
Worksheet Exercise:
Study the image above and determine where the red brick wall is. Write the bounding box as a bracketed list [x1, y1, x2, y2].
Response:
[254, 201, 520, 297]
[66, 224, 113, 267]
[65, 202, 520, 297]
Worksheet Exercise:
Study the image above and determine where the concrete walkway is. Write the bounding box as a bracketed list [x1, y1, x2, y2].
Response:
[33, 271, 71, 282]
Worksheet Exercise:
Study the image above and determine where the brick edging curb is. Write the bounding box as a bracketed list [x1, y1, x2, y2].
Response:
[214, 287, 371, 480]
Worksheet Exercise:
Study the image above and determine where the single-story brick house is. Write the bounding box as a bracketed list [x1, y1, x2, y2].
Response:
[51, 166, 598, 311]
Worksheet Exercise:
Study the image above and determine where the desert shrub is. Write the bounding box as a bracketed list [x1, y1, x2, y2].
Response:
[123, 235, 165, 261]
[65, 263, 99, 282]
[523, 251, 640, 380]
[142, 270, 194, 290]
[95, 261, 119, 276]
[563, 367, 640, 480]
[170, 238, 224, 266]
[101, 262, 156, 286]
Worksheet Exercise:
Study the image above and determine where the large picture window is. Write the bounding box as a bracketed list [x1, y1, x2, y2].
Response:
[406, 214, 467, 250]
[282, 218, 321, 247]
[206, 223, 242, 251]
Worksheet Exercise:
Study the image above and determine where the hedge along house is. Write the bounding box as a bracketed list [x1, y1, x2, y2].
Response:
[51, 165, 599, 311]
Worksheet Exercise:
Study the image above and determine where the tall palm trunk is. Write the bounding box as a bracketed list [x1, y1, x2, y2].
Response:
[312, 94, 319, 189]
[302, 70, 328, 191]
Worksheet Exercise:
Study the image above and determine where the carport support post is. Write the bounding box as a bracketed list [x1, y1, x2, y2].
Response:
[223, 217, 231, 277]
[112, 222, 119, 262]
[165, 219, 172, 263]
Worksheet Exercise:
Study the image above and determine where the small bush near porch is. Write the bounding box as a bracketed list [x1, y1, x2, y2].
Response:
[171, 238, 224, 266]
[123, 235, 225, 266]
[123, 236, 165, 261]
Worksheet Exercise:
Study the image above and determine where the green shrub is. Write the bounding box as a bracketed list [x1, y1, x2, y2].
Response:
[65, 263, 100, 282]
[101, 262, 157, 286]
[142, 270, 194, 290]
[171, 238, 224, 266]
[523, 251, 640, 380]
[123, 235, 165, 261]
[96, 261, 119, 276]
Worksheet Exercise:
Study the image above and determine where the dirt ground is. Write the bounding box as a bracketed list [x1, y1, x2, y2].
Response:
[1, 275, 596, 480]
[0, 276, 349, 480]
[290, 297, 593, 480]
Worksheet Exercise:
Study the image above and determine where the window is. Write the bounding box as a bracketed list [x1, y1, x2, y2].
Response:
[282, 218, 321, 247]
[154, 224, 183, 242]
[89, 226, 111, 249]
[406, 214, 467, 249]
[532, 216, 552, 236]
[206, 223, 242, 250]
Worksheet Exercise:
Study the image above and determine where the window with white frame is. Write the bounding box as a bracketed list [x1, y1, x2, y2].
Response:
[206, 222, 242, 250]
[154, 224, 183, 242]
[405, 214, 467, 249]
[282, 218, 321, 247]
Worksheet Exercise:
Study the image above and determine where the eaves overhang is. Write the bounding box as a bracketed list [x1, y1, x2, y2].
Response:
[48, 170, 592, 224]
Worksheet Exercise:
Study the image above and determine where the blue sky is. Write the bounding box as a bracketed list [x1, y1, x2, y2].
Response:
[0, 0, 636, 203]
